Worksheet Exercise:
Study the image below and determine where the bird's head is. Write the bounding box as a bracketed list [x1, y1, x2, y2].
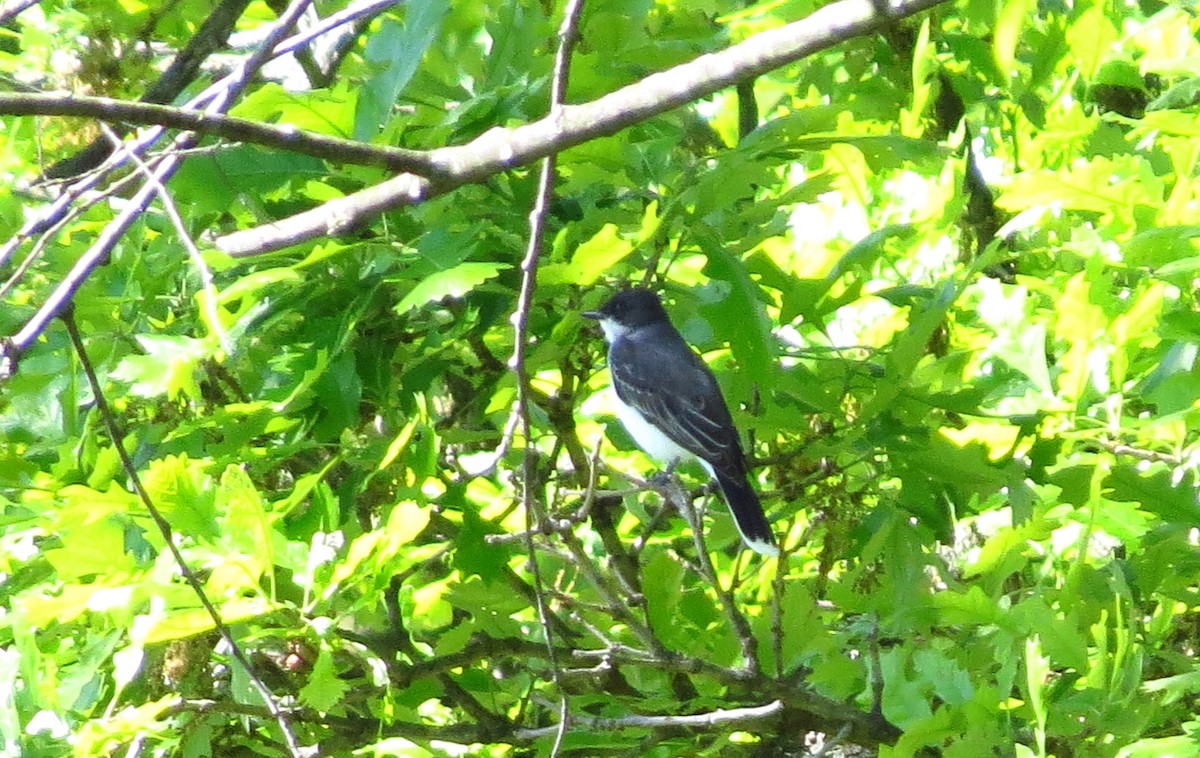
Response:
[583, 289, 670, 340]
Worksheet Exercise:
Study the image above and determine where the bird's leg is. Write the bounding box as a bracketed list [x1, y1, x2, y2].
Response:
[642, 459, 694, 548]
[648, 458, 679, 487]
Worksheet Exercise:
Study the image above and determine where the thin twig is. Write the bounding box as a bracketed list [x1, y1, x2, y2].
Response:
[0, 168, 145, 302]
[98, 124, 231, 354]
[810, 722, 854, 757]
[558, 528, 664, 653]
[0, 0, 388, 330]
[515, 699, 784, 741]
[772, 525, 796, 680]
[663, 474, 762, 674]
[0, 0, 40, 26]
[62, 312, 307, 757]
[176, 696, 785, 745]
[508, 1, 587, 754]
[868, 614, 885, 723]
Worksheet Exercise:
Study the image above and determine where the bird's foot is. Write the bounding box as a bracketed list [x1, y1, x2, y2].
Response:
[649, 460, 679, 487]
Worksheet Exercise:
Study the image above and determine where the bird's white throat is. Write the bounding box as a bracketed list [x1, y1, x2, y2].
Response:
[595, 317, 631, 343]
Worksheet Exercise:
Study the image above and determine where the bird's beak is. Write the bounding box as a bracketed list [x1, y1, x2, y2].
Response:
[582, 311, 602, 320]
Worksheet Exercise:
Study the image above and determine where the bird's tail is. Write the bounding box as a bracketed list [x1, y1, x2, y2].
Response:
[713, 470, 778, 556]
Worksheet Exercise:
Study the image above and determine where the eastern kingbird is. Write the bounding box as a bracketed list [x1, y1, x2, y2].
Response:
[584, 289, 778, 556]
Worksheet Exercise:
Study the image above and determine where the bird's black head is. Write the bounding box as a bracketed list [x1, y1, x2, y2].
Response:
[583, 288, 671, 329]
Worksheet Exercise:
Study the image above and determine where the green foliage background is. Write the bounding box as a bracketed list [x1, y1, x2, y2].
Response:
[3, 0, 1200, 755]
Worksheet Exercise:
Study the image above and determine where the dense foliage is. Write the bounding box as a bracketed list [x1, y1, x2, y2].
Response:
[3, 0, 1200, 755]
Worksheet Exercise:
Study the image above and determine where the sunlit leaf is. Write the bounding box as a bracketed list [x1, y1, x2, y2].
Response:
[140, 597, 281, 644]
[110, 335, 210, 400]
[394, 262, 511, 314]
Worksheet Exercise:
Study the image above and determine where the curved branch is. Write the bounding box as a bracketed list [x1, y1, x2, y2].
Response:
[215, 0, 950, 257]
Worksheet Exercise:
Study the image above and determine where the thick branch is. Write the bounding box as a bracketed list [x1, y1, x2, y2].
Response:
[215, 0, 949, 257]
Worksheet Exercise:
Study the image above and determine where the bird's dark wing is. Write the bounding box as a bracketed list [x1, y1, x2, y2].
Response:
[609, 325, 744, 470]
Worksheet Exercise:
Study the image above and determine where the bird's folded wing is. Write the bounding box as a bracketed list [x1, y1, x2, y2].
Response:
[610, 334, 740, 465]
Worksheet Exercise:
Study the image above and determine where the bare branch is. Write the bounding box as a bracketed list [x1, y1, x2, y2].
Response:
[509, 1, 588, 752]
[0, 0, 40, 26]
[177, 696, 785, 747]
[514, 699, 784, 741]
[266, 0, 397, 59]
[663, 474, 764, 674]
[98, 124, 231, 354]
[0, 0, 401, 378]
[215, 0, 950, 257]
[3, 0, 319, 363]
[1, 92, 434, 173]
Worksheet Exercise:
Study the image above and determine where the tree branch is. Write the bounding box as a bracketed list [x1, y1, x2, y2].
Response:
[214, 0, 949, 257]
[0, 0, 39, 26]
[178, 697, 785, 746]
[509, 1, 588, 755]
[1, 0, 319, 368]
[2, 92, 435, 174]
[514, 699, 784, 741]
[43, 0, 254, 179]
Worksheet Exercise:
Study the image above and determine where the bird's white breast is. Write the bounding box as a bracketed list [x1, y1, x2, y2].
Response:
[613, 393, 693, 465]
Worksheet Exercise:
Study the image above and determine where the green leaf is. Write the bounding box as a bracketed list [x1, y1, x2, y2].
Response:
[915, 647, 974, 706]
[139, 597, 280, 644]
[44, 518, 134, 580]
[171, 146, 326, 217]
[859, 279, 958, 422]
[1146, 77, 1200, 112]
[140, 455, 221, 542]
[229, 83, 357, 137]
[994, 0, 1037, 82]
[394, 262, 511, 314]
[354, 0, 450, 141]
[383, 500, 431, 550]
[643, 550, 686, 646]
[1124, 226, 1200, 270]
[698, 233, 774, 388]
[546, 223, 635, 285]
[111, 335, 210, 400]
[1106, 465, 1200, 524]
[299, 646, 349, 713]
[1116, 737, 1200, 758]
[998, 156, 1160, 220]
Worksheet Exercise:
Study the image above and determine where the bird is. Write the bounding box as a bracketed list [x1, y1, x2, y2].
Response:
[583, 288, 778, 556]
